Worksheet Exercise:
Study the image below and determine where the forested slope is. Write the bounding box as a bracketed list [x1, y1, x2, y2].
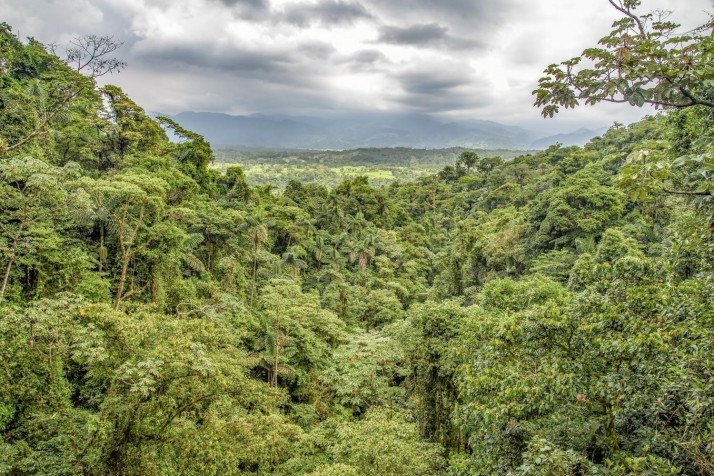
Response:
[1, 3, 713, 474]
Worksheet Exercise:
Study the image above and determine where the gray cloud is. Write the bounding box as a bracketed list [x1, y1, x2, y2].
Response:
[345, 49, 387, 65]
[217, 0, 267, 6]
[390, 92, 490, 113]
[339, 49, 389, 72]
[377, 23, 481, 50]
[125, 66, 342, 114]
[280, 0, 373, 27]
[299, 41, 338, 59]
[391, 66, 490, 112]
[3, 0, 704, 132]
[364, 0, 518, 32]
[214, 0, 270, 18]
[132, 37, 343, 89]
[398, 73, 464, 96]
[506, 30, 548, 66]
[130, 43, 315, 92]
[135, 44, 291, 74]
[378, 23, 446, 45]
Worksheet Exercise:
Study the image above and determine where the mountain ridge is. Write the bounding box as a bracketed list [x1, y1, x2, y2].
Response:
[167, 111, 606, 150]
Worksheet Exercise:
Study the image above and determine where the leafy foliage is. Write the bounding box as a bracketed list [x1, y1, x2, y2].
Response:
[533, 0, 714, 117]
[1, 6, 714, 473]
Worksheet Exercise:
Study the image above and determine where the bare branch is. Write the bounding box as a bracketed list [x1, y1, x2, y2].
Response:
[62, 35, 127, 78]
[2, 34, 127, 155]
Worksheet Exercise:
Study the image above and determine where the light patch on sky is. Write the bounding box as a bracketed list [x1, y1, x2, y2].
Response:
[2, 0, 712, 133]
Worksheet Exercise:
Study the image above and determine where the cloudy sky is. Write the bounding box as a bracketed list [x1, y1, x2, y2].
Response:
[3, 0, 712, 133]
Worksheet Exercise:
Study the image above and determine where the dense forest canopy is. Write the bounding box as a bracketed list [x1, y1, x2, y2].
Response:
[1, 0, 713, 474]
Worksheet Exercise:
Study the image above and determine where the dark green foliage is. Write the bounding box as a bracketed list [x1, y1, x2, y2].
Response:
[1, 5, 714, 474]
[527, 162, 625, 251]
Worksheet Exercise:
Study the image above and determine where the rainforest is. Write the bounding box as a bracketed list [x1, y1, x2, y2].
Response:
[1, 1, 714, 474]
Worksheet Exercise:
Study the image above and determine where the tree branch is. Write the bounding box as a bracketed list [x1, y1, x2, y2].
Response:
[608, 0, 646, 36]
[678, 86, 714, 108]
[662, 187, 711, 196]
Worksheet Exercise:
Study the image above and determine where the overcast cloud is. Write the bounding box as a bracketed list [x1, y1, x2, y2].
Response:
[2, 0, 712, 133]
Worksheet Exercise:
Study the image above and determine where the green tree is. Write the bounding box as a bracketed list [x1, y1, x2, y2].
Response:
[0, 157, 68, 302]
[240, 212, 273, 311]
[322, 329, 406, 414]
[281, 408, 445, 475]
[457, 151, 479, 172]
[533, 0, 714, 118]
[403, 300, 469, 450]
[73, 171, 169, 310]
[477, 156, 504, 177]
[157, 116, 216, 193]
[0, 25, 99, 156]
[258, 278, 344, 389]
[101, 85, 166, 159]
[527, 163, 625, 251]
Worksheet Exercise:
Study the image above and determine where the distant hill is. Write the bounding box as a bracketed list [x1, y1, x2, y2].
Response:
[529, 127, 607, 149]
[168, 111, 609, 151]
[169, 112, 534, 150]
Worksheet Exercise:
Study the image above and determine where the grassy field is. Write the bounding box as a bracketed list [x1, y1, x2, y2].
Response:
[212, 147, 536, 188]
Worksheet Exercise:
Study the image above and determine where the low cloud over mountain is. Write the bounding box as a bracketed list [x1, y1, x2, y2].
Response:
[169, 111, 605, 150]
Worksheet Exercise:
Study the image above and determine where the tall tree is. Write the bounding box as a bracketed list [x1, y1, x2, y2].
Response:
[73, 172, 169, 310]
[240, 212, 273, 311]
[0, 157, 67, 302]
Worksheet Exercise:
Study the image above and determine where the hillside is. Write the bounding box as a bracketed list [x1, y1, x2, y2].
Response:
[1, 5, 714, 475]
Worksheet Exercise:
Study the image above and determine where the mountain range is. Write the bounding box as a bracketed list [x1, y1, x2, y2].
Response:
[168, 111, 605, 150]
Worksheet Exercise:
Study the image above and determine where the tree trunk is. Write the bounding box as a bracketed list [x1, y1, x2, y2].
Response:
[250, 241, 258, 311]
[0, 229, 22, 304]
[98, 225, 105, 273]
[114, 251, 130, 311]
[271, 297, 281, 388]
[272, 338, 279, 388]
[0, 255, 15, 304]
